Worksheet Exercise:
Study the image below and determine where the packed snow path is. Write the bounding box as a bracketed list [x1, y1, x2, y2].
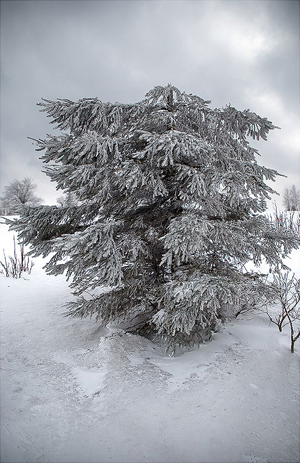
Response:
[0, 223, 299, 463]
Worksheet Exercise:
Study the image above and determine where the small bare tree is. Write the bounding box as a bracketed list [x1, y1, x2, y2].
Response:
[266, 268, 300, 353]
[0, 177, 43, 215]
[56, 192, 79, 208]
[283, 185, 300, 212]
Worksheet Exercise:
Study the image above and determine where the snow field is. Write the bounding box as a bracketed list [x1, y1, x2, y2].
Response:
[0, 221, 299, 463]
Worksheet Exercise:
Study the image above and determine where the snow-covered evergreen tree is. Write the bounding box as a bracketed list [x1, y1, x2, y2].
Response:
[8, 84, 299, 348]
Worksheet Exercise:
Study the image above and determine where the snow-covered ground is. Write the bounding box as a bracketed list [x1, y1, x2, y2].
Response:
[0, 221, 299, 463]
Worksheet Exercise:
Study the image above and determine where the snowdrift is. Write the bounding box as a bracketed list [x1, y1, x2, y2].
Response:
[0, 221, 299, 463]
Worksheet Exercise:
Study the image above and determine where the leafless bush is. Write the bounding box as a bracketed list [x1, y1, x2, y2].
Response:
[0, 236, 34, 278]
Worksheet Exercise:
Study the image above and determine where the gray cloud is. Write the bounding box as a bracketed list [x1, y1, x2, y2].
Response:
[1, 0, 299, 206]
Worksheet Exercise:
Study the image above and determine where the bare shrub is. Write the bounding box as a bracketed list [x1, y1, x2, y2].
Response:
[0, 236, 34, 278]
[268, 203, 300, 237]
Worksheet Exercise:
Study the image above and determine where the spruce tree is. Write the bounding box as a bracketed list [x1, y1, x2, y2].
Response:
[8, 84, 299, 348]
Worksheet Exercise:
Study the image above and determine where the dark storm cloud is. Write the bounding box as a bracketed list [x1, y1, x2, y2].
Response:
[1, 0, 299, 205]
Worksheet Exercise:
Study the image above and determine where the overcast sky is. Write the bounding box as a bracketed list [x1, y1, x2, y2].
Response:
[1, 0, 299, 207]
